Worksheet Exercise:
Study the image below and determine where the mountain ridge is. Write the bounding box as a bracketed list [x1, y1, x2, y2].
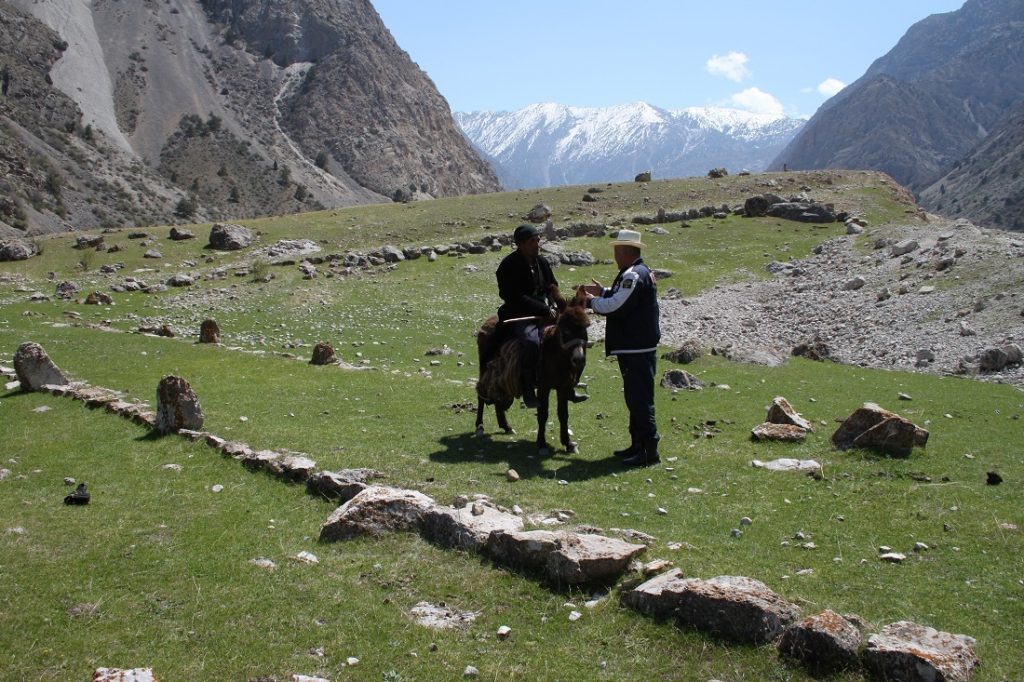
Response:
[457, 102, 805, 189]
[770, 0, 1024, 229]
[0, 0, 498, 236]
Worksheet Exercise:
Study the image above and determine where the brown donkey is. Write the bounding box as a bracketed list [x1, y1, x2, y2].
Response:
[475, 287, 590, 455]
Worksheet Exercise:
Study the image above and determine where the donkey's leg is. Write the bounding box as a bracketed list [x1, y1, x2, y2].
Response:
[557, 389, 577, 453]
[536, 388, 552, 456]
[475, 397, 486, 436]
[496, 401, 515, 435]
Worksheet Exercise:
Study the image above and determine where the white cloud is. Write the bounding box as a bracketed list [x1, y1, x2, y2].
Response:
[728, 87, 784, 116]
[818, 78, 846, 96]
[706, 52, 750, 82]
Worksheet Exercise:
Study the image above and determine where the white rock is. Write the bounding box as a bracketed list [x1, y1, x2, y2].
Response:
[496, 625, 511, 640]
[211, 484, 224, 493]
[568, 610, 582, 621]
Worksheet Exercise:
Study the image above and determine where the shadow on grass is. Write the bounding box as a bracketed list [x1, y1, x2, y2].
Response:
[428, 430, 622, 482]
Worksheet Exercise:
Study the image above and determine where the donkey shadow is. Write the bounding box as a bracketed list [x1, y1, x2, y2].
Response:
[428, 430, 621, 483]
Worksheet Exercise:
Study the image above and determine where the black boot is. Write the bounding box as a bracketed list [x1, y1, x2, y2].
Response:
[622, 439, 660, 467]
[613, 442, 641, 458]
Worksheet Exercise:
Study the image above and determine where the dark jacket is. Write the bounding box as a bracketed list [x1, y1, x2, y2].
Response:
[589, 257, 660, 355]
[496, 249, 558, 321]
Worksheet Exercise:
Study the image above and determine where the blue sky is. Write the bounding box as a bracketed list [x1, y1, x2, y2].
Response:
[372, 1, 966, 119]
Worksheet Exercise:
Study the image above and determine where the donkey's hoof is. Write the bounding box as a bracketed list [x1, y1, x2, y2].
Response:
[538, 444, 552, 458]
[474, 425, 484, 437]
[564, 441, 578, 454]
[503, 427, 516, 435]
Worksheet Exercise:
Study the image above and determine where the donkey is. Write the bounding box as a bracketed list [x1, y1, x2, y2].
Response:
[475, 287, 590, 455]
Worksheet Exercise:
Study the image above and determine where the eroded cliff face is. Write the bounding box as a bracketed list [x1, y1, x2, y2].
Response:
[198, 0, 500, 200]
[0, 0, 498, 235]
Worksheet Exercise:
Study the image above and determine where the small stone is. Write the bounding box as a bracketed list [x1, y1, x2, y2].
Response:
[656, 507, 668, 515]
[880, 552, 906, 563]
[211, 484, 224, 493]
[463, 665, 479, 677]
[506, 469, 520, 482]
[740, 516, 753, 526]
[568, 610, 582, 621]
[249, 557, 277, 570]
[64, 477, 76, 485]
[496, 625, 511, 640]
[913, 542, 929, 552]
[730, 528, 743, 538]
[346, 657, 360, 666]
[293, 551, 319, 564]
[897, 392, 912, 401]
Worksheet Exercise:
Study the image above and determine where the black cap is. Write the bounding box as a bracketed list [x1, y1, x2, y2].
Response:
[513, 223, 541, 244]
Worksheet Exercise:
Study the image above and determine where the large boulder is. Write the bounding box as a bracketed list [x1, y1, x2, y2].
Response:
[778, 610, 864, 675]
[485, 529, 646, 585]
[153, 375, 204, 435]
[310, 341, 336, 365]
[863, 621, 979, 682]
[13, 342, 70, 390]
[766, 396, 813, 431]
[319, 485, 435, 541]
[670, 575, 800, 644]
[421, 500, 524, 552]
[306, 468, 384, 502]
[207, 223, 254, 250]
[199, 319, 220, 344]
[0, 238, 38, 261]
[621, 568, 692, 619]
[766, 202, 837, 223]
[832, 403, 928, 457]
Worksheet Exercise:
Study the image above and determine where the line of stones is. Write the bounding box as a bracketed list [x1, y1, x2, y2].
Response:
[6, 344, 977, 681]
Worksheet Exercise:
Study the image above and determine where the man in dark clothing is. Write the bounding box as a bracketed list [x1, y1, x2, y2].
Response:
[584, 229, 661, 467]
[495, 223, 559, 408]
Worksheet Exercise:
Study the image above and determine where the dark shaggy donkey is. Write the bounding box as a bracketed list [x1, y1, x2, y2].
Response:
[476, 287, 590, 455]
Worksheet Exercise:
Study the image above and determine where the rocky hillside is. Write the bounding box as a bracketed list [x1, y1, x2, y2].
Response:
[0, 0, 498, 237]
[918, 102, 1024, 231]
[457, 103, 804, 189]
[770, 0, 1024, 229]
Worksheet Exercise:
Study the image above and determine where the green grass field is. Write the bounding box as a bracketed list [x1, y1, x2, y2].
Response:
[1, 172, 1021, 681]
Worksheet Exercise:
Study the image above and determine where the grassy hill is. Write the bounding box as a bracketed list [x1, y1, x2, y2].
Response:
[1, 171, 1021, 681]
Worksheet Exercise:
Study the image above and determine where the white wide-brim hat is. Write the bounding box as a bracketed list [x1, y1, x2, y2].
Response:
[611, 228, 644, 249]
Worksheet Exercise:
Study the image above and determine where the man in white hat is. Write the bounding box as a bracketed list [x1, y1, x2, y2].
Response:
[583, 229, 662, 466]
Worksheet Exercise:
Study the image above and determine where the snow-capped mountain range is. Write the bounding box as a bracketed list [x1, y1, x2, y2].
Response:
[455, 102, 806, 190]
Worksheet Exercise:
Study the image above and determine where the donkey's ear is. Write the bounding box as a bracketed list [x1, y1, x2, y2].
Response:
[571, 285, 587, 306]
